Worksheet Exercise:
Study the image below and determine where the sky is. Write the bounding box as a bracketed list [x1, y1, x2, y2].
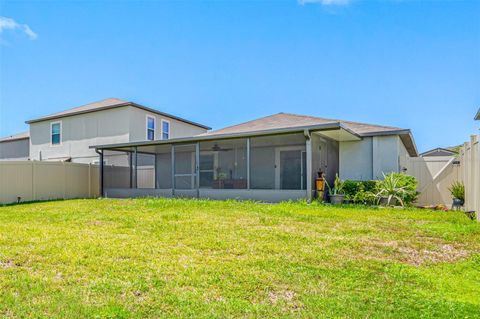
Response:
[0, 0, 479, 153]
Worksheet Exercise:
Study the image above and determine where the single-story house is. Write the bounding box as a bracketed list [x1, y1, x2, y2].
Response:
[92, 112, 418, 202]
[420, 147, 458, 157]
[0, 131, 30, 160]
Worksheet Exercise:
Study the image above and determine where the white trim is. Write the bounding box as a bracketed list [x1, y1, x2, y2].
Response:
[274, 146, 306, 190]
[146, 115, 156, 141]
[161, 119, 170, 140]
[50, 121, 62, 146]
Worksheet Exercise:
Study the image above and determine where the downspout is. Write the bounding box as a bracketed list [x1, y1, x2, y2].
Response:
[304, 129, 313, 203]
[95, 149, 104, 198]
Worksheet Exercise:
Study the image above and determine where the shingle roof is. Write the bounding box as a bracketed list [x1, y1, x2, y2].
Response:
[25, 98, 211, 129]
[475, 108, 480, 120]
[420, 147, 458, 157]
[26, 98, 128, 123]
[0, 131, 30, 142]
[204, 112, 407, 137]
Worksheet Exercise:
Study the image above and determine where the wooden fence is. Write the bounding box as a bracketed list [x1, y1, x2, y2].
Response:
[0, 161, 100, 204]
[459, 135, 480, 220]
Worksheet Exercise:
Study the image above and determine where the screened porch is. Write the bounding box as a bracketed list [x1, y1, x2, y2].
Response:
[95, 128, 351, 202]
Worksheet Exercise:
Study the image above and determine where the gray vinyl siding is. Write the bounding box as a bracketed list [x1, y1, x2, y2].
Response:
[29, 107, 131, 163]
[128, 106, 207, 142]
[0, 138, 30, 160]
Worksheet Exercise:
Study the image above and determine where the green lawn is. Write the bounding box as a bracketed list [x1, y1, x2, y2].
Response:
[0, 199, 479, 318]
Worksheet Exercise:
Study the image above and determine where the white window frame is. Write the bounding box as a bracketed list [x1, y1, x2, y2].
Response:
[50, 121, 62, 146]
[161, 119, 170, 140]
[146, 115, 156, 141]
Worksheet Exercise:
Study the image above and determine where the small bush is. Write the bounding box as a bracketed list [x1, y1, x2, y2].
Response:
[343, 180, 363, 199]
[362, 181, 378, 193]
[448, 181, 465, 201]
[342, 180, 379, 204]
[376, 172, 418, 206]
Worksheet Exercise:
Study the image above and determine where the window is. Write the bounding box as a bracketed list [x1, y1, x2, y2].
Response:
[51, 122, 61, 145]
[146, 116, 155, 141]
[162, 120, 170, 140]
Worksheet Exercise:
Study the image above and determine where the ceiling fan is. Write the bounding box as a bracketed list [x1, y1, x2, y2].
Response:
[211, 143, 233, 152]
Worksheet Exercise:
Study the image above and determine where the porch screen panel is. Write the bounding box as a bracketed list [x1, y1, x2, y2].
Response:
[136, 153, 155, 189]
[199, 138, 247, 189]
[250, 133, 306, 190]
[154, 145, 172, 189]
[174, 144, 196, 190]
[103, 150, 131, 189]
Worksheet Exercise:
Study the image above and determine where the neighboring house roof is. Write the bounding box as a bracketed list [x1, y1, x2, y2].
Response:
[91, 112, 418, 157]
[25, 98, 211, 130]
[475, 108, 480, 120]
[420, 147, 458, 157]
[0, 131, 30, 142]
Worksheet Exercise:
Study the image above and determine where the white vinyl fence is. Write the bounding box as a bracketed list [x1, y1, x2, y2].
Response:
[459, 135, 480, 220]
[0, 161, 100, 204]
[401, 156, 460, 207]
[402, 134, 479, 221]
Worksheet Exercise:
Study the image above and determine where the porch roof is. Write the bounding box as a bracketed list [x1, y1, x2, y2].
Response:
[90, 122, 359, 152]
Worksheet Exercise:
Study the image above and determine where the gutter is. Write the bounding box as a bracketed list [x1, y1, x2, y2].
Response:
[90, 122, 350, 150]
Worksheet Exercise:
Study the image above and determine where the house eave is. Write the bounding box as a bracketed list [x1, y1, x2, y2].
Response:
[90, 122, 352, 151]
[25, 102, 211, 130]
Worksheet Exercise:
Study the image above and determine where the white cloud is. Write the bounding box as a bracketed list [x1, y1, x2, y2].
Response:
[298, 0, 350, 5]
[0, 16, 37, 40]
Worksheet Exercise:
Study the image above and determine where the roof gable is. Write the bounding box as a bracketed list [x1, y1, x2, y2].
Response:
[0, 131, 30, 142]
[25, 98, 210, 129]
[205, 112, 407, 137]
[420, 147, 457, 157]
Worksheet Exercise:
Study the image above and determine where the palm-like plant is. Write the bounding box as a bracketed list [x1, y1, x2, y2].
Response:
[326, 174, 344, 195]
[448, 181, 465, 201]
[376, 173, 409, 207]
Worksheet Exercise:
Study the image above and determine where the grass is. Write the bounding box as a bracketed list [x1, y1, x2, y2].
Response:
[0, 198, 479, 318]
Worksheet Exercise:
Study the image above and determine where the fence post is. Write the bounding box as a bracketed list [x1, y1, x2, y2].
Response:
[88, 163, 91, 198]
[32, 161, 36, 201]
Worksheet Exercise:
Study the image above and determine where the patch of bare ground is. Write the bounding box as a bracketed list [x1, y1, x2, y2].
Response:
[267, 289, 303, 311]
[360, 238, 472, 266]
[0, 259, 15, 269]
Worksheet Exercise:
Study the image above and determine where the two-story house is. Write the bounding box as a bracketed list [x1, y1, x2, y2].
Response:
[0, 98, 210, 163]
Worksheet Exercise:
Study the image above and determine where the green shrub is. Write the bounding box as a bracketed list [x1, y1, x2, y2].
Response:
[391, 172, 418, 205]
[376, 172, 418, 207]
[343, 180, 363, 199]
[362, 180, 378, 193]
[448, 181, 465, 201]
[353, 190, 377, 205]
[326, 174, 345, 196]
[342, 180, 379, 204]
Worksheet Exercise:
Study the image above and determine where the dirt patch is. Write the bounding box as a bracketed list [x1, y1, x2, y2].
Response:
[89, 220, 103, 226]
[0, 259, 15, 269]
[268, 289, 303, 311]
[364, 239, 471, 266]
[397, 244, 470, 266]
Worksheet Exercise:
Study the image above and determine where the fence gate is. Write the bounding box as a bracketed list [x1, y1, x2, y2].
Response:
[400, 156, 460, 207]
